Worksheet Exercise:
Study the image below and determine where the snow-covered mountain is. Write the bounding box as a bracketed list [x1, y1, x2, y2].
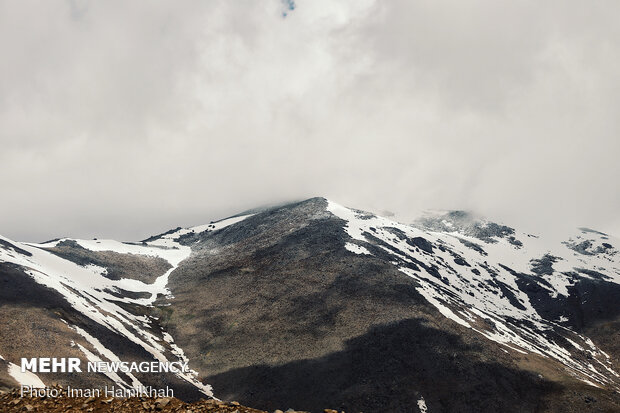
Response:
[1, 198, 619, 412]
[0, 214, 251, 400]
[328, 202, 620, 387]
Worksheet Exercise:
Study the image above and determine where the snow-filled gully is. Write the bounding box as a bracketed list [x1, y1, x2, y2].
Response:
[327, 200, 620, 390]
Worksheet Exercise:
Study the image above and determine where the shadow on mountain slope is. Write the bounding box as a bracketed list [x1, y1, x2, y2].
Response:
[208, 318, 559, 413]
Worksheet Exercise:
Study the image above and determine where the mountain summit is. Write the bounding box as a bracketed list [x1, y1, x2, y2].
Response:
[1, 197, 619, 412]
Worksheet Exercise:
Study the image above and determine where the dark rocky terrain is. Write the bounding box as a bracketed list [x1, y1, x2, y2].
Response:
[1, 197, 620, 412]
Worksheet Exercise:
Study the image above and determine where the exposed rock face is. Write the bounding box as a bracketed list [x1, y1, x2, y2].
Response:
[1, 197, 620, 412]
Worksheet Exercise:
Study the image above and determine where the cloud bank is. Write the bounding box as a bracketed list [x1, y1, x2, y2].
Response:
[1, 0, 618, 241]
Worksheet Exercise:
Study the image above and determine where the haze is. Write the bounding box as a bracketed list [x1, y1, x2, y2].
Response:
[1, 0, 619, 241]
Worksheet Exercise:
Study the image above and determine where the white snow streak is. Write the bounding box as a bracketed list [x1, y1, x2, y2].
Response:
[417, 396, 428, 413]
[7, 363, 46, 388]
[344, 242, 371, 255]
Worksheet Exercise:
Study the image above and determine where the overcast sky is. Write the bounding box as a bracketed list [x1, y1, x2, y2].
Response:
[1, 0, 619, 242]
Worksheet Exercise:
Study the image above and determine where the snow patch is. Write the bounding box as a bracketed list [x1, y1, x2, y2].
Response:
[7, 363, 45, 388]
[344, 242, 371, 255]
[417, 396, 428, 413]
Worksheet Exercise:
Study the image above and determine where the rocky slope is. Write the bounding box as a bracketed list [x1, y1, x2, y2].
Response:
[1, 197, 620, 412]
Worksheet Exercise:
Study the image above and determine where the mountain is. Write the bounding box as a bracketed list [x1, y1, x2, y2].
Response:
[1, 197, 619, 412]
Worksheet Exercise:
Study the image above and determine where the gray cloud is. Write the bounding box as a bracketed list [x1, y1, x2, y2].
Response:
[1, 0, 618, 241]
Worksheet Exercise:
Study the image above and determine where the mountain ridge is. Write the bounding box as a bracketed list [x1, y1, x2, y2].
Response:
[1, 197, 620, 412]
